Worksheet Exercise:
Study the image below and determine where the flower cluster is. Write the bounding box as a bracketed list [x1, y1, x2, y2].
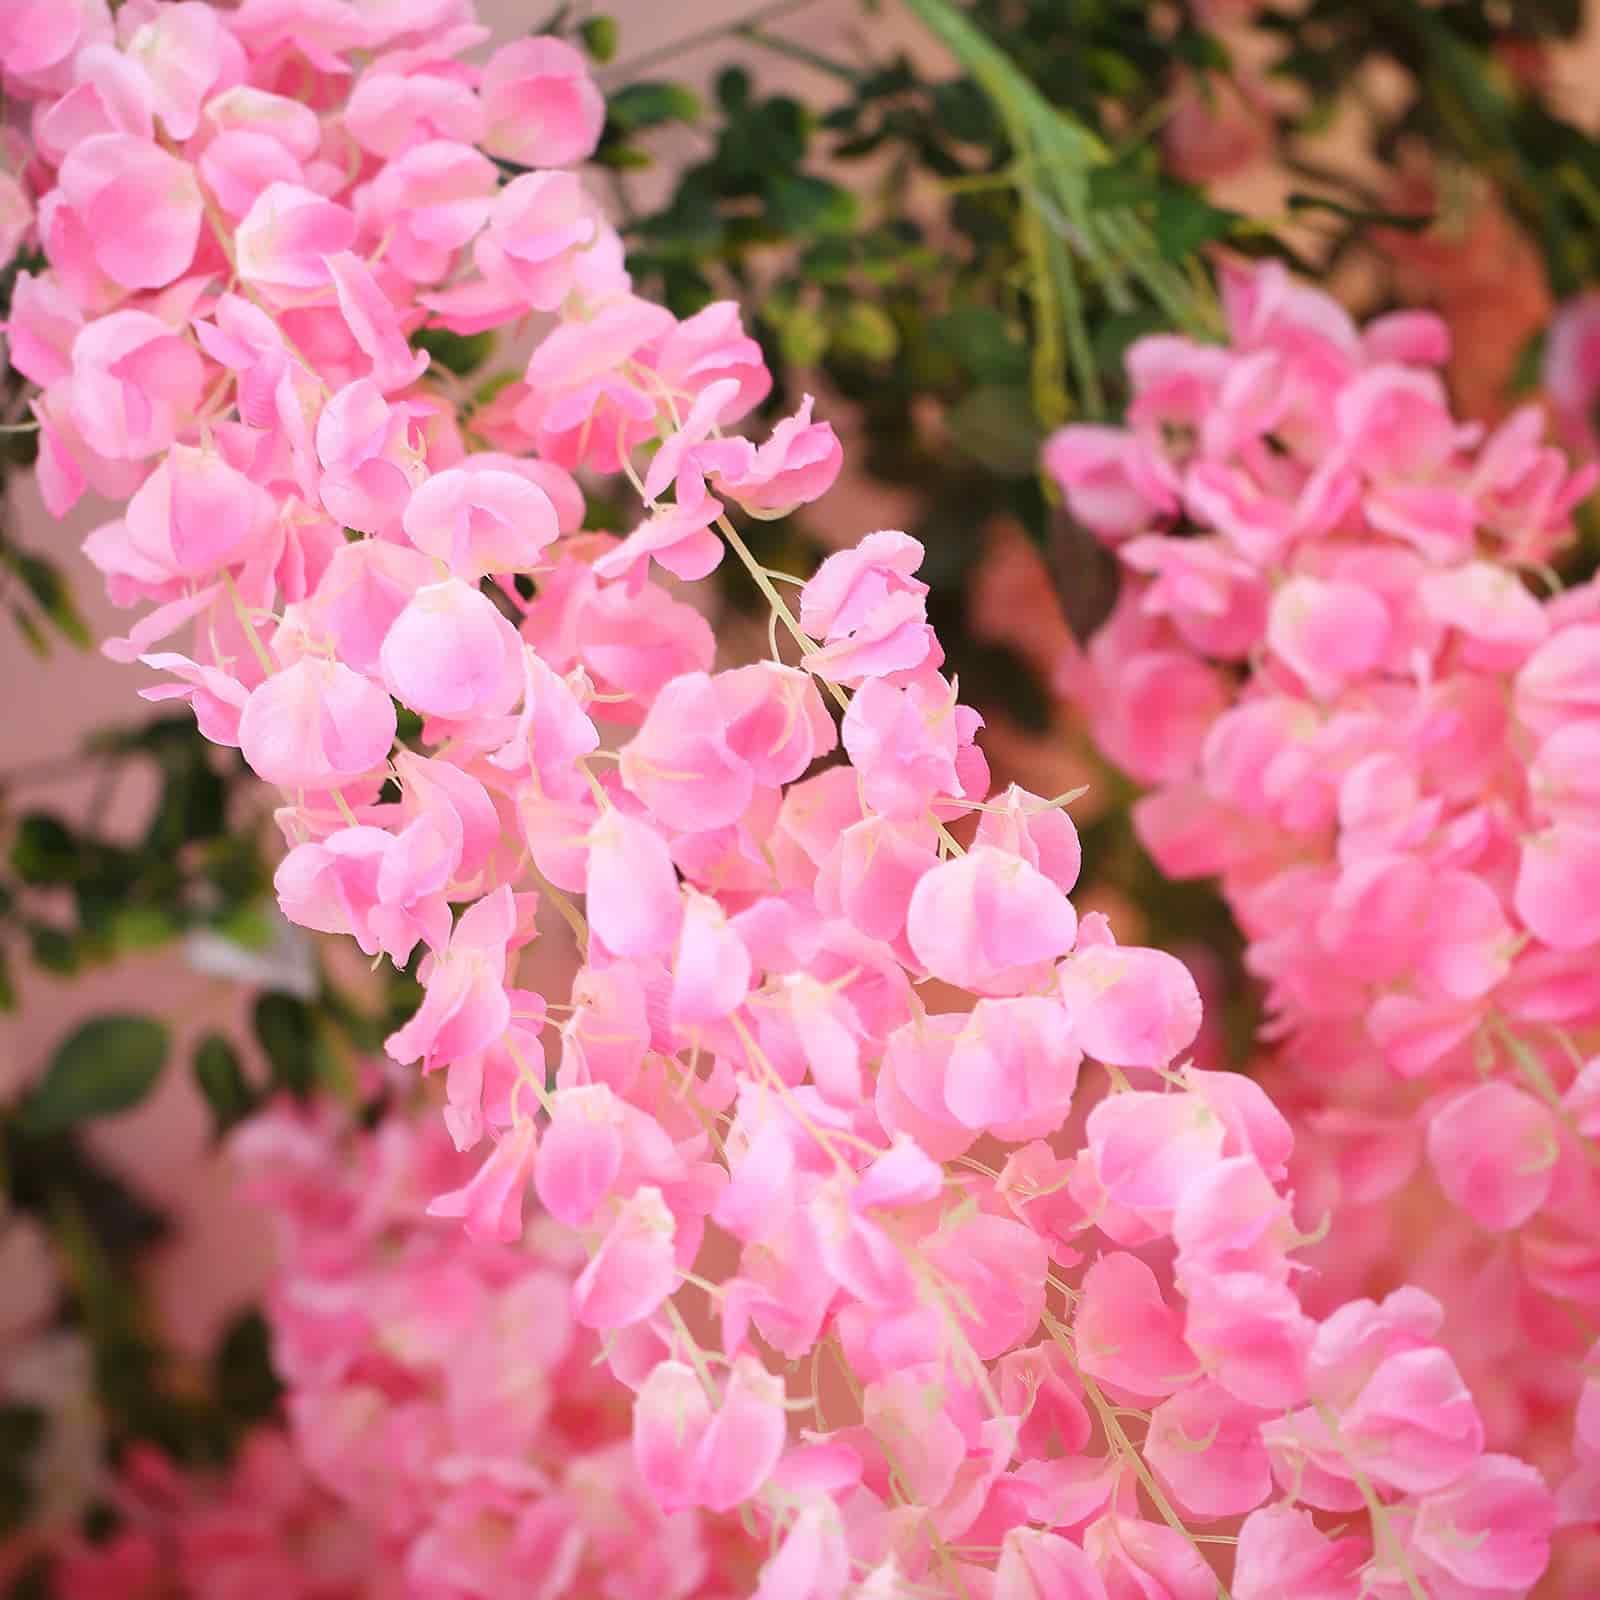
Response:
[3, 3, 1564, 1595]
[57, 1101, 750, 1600]
[53, 1427, 391, 1600]
[1048, 258, 1600, 1584]
[248, 1102, 760, 1599]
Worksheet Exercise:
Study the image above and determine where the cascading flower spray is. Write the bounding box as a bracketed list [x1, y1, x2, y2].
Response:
[1047, 258, 1600, 1594]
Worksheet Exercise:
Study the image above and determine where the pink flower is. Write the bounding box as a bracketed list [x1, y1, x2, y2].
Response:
[0, 0, 111, 95]
[1411, 1453, 1556, 1594]
[1545, 292, 1600, 457]
[385, 884, 516, 1070]
[585, 809, 682, 960]
[401, 463, 559, 578]
[518, 295, 676, 473]
[1085, 1091, 1226, 1226]
[236, 182, 357, 300]
[239, 658, 396, 791]
[479, 36, 605, 168]
[654, 301, 772, 424]
[806, 529, 925, 625]
[839, 675, 971, 818]
[138, 652, 251, 745]
[1234, 1505, 1366, 1600]
[995, 1529, 1108, 1600]
[1515, 822, 1600, 950]
[1146, 1379, 1272, 1518]
[620, 671, 754, 831]
[474, 169, 606, 312]
[325, 253, 430, 396]
[379, 578, 523, 721]
[671, 890, 752, 1027]
[55, 133, 202, 291]
[69, 310, 205, 460]
[1074, 1252, 1199, 1400]
[633, 1355, 786, 1513]
[1042, 425, 1174, 543]
[356, 139, 496, 285]
[426, 1117, 538, 1241]
[1426, 1083, 1558, 1233]
[1058, 942, 1202, 1070]
[701, 395, 843, 517]
[1267, 577, 1392, 699]
[83, 443, 273, 595]
[344, 60, 483, 158]
[315, 379, 428, 534]
[907, 846, 1078, 994]
[943, 996, 1081, 1138]
[573, 1186, 679, 1328]
[126, 3, 246, 141]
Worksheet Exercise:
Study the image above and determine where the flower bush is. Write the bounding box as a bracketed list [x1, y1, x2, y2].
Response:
[1, 1, 1596, 1597]
[1048, 259, 1600, 1593]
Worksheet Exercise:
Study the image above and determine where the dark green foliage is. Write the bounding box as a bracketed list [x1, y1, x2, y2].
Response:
[412, 326, 495, 375]
[251, 992, 319, 1099]
[212, 1311, 283, 1429]
[20, 1016, 170, 1136]
[579, 13, 619, 62]
[0, 1406, 45, 1536]
[193, 1034, 258, 1138]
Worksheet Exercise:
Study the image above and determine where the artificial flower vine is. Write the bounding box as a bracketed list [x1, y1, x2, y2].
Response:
[0, 1, 1575, 1595]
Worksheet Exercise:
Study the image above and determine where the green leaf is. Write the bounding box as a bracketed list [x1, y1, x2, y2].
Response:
[4, 549, 89, 649]
[1151, 185, 1240, 260]
[578, 13, 617, 62]
[110, 905, 181, 953]
[763, 298, 830, 368]
[1086, 156, 1159, 212]
[831, 301, 900, 363]
[1093, 307, 1170, 377]
[13, 553, 90, 646]
[21, 1015, 170, 1135]
[252, 992, 317, 1097]
[606, 81, 702, 132]
[1511, 328, 1548, 396]
[1049, 508, 1123, 646]
[10, 813, 78, 886]
[944, 383, 1044, 476]
[193, 1034, 257, 1138]
[716, 95, 809, 176]
[2, 1124, 168, 1257]
[593, 141, 653, 171]
[213, 1309, 283, 1428]
[930, 306, 1029, 384]
[209, 902, 275, 952]
[0, 1404, 44, 1459]
[25, 923, 79, 976]
[1085, 47, 1142, 98]
[763, 173, 860, 236]
[0, 1465, 31, 1539]
[1172, 27, 1233, 74]
[393, 704, 425, 745]
[412, 326, 495, 375]
[928, 78, 995, 144]
[0, 949, 14, 1013]
[1285, 190, 1433, 232]
[716, 66, 750, 112]
[10, 606, 47, 658]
